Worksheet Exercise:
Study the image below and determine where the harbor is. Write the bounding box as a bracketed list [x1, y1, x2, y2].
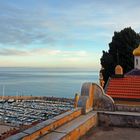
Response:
[0, 97, 74, 138]
[0, 97, 74, 126]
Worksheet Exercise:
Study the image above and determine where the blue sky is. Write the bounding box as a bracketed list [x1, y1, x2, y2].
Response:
[0, 0, 140, 69]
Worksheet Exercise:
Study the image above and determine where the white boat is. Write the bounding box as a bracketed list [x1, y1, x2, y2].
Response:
[8, 99, 15, 103]
[0, 99, 5, 103]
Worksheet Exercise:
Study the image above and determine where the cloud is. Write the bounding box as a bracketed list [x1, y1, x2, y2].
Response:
[32, 48, 61, 55]
[0, 48, 29, 56]
[0, 2, 55, 46]
[39, 0, 140, 44]
[0, 47, 88, 58]
[32, 48, 88, 57]
[0, 0, 139, 68]
[0, 0, 140, 48]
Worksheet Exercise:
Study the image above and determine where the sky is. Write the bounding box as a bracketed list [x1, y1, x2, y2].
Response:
[0, 0, 140, 69]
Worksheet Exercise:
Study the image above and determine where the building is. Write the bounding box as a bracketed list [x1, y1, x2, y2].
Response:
[105, 45, 140, 101]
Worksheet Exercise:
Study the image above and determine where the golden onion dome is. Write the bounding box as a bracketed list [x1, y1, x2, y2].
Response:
[133, 45, 140, 56]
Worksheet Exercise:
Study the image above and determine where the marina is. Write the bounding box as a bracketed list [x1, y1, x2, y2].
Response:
[0, 98, 74, 127]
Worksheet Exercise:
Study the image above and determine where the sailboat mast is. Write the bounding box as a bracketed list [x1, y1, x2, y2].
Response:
[2, 85, 5, 100]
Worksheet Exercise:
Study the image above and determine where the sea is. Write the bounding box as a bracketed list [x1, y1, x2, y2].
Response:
[0, 67, 99, 98]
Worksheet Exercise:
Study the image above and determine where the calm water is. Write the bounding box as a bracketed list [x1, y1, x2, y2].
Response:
[0, 68, 99, 98]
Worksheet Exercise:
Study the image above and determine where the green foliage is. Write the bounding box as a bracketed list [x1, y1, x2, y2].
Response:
[100, 27, 140, 86]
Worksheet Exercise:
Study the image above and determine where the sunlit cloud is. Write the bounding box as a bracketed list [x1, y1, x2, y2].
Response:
[0, 0, 139, 68]
[0, 47, 88, 58]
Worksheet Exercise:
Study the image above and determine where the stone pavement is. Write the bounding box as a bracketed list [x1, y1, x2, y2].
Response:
[80, 127, 140, 140]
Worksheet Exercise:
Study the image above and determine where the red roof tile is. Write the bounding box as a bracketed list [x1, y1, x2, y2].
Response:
[106, 76, 140, 99]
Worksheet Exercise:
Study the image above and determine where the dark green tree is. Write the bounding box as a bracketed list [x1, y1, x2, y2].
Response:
[100, 27, 140, 86]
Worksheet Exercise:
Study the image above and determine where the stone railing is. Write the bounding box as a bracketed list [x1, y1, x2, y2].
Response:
[77, 82, 115, 113]
[6, 108, 82, 140]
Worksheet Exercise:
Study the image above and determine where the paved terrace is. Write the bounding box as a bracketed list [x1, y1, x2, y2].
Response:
[81, 127, 140, 140]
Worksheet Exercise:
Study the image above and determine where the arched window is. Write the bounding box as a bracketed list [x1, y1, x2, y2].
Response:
[136, 59, 138, 65]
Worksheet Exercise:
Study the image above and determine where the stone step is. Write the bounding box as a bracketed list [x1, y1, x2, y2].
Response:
[38, 111, 98, 140]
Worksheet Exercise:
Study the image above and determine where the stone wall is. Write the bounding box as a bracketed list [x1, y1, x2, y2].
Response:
[115, 104, 140, 112]
[98, 111, 140, 128]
